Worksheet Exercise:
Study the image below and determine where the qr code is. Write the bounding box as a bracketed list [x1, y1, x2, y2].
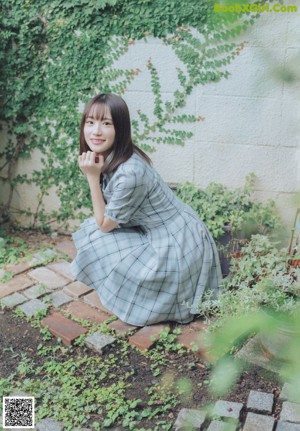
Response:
[2, 397, 35, 429]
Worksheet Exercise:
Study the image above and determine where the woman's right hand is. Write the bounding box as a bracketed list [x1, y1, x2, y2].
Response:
[79, 151, 104, 179]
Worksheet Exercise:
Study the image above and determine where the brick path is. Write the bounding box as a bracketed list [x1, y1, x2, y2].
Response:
[1, 237, 299, 430]
[0, 238, 208, 354]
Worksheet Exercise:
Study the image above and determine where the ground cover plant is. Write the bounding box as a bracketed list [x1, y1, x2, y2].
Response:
[175, 174, 283, 242]
[199, 234, 300, 327]
[0, 226, 286, 430]
[0, 305, 283, 431]
[0, 224, 63, 283]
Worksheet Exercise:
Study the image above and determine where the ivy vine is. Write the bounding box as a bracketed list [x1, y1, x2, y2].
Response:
[0, 0, 262, 230]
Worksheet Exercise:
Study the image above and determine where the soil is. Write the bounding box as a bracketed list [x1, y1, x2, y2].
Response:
[0, 226, 283, 429]
[0, 307, 283, 430]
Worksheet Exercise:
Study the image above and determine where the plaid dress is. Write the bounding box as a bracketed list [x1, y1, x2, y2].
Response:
[71, 153, 222, 326]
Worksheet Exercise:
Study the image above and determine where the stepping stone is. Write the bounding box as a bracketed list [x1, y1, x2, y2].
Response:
[247, 390, 274, 414]
[212, 400, 243, 420]
[28, 267, 69, 290]
[63, 301, 111, 324]
[41, 312, 88, 346]
[1, 292, 28, 308]
[243, 412, 275, 431]
[0, 275, 33, 299]
[23, 284, 50, 299]
[55, 239, 77, 260]
[63, 281, 93, 298]
[83, 291, 113, 315]
[235, 335, 281, 374]
[85, 331, 116, 354]
[47, 260, 76, 281]
[174, 408, 207, 430]
[45, 291, 73, 307]
[109, 319, 138, 335]
[18, 299, 48, 318]
[36, 418, 64, 431]
[128, 324, 170, 351]
[280, 402, 300, 423]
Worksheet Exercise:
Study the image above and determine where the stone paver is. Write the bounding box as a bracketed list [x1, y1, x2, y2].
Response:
[235, 335, 281, 374]
[47, 260, 76, 281]
[63, 281, 93, 298]
[207, 420, 237, 431]
[45, 290, 73, 307]
[85, 331, 116, 353]
[28, 267, 69, 290]
[243, 412, 275, 431]
[29, 248, 57, 267]
[276, 421, 300, 431]
[41, 312, 88, 346]
[55, 239, 77, 260]
[280, 383, 300, 403]
[63, 300, 111, 324]
[280, 402, 300, 423]
[128, 323, 170, 351]
[0, 275, 33, 299]
[23, 284, 50, 299]
[247, 390, 274, 413]
[18, 299, 48, 318]
[1, 292, 28, 307]
[109, 319, 138, 335]
[212, 400, 243, 420]
[83, 291, 113, 315]
[36, 418, 64, 431]
[174, 408, 207, 430]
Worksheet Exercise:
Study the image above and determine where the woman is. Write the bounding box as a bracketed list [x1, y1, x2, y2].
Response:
[71, 93, 222, 326]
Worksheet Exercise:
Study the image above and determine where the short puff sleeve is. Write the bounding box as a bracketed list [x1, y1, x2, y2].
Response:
[104, 167, 148, 225]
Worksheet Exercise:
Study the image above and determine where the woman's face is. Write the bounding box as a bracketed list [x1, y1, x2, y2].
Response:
[83, 104, 115, 156]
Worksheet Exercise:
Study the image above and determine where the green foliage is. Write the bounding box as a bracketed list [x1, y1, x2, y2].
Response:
[0, 227, 28, 268]
[199, 234, 300, 324]
[176, 174, 283, 240]
[0, 0, 258, 228]
[1, 334, 182, 430]
[207, 307, 300, 400]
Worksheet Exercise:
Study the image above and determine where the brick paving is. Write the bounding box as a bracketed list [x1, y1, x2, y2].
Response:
[41, 312, 88, 346]
[1, 236, 300, 430]
[0, 274, 33, 298]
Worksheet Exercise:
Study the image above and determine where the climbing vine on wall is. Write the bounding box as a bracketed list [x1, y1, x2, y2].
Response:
[0, 0, 261, 230]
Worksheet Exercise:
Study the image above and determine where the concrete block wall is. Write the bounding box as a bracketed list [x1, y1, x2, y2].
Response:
[1, 3, 299, 230]
[117, 6, 300, 227]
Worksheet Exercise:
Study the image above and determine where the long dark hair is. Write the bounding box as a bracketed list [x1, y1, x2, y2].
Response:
[79, 93, 151, 174]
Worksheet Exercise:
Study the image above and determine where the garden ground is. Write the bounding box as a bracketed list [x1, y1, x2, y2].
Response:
[0, 226, 284, 430]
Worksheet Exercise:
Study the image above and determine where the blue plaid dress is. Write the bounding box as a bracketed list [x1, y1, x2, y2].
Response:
[71, 152, 222, 326]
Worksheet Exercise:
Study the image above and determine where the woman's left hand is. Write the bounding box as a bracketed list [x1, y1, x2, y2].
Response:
[79, 151, 104, 178]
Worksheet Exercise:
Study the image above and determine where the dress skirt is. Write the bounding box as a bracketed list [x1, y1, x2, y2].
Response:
[70, 208, 221, 326]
